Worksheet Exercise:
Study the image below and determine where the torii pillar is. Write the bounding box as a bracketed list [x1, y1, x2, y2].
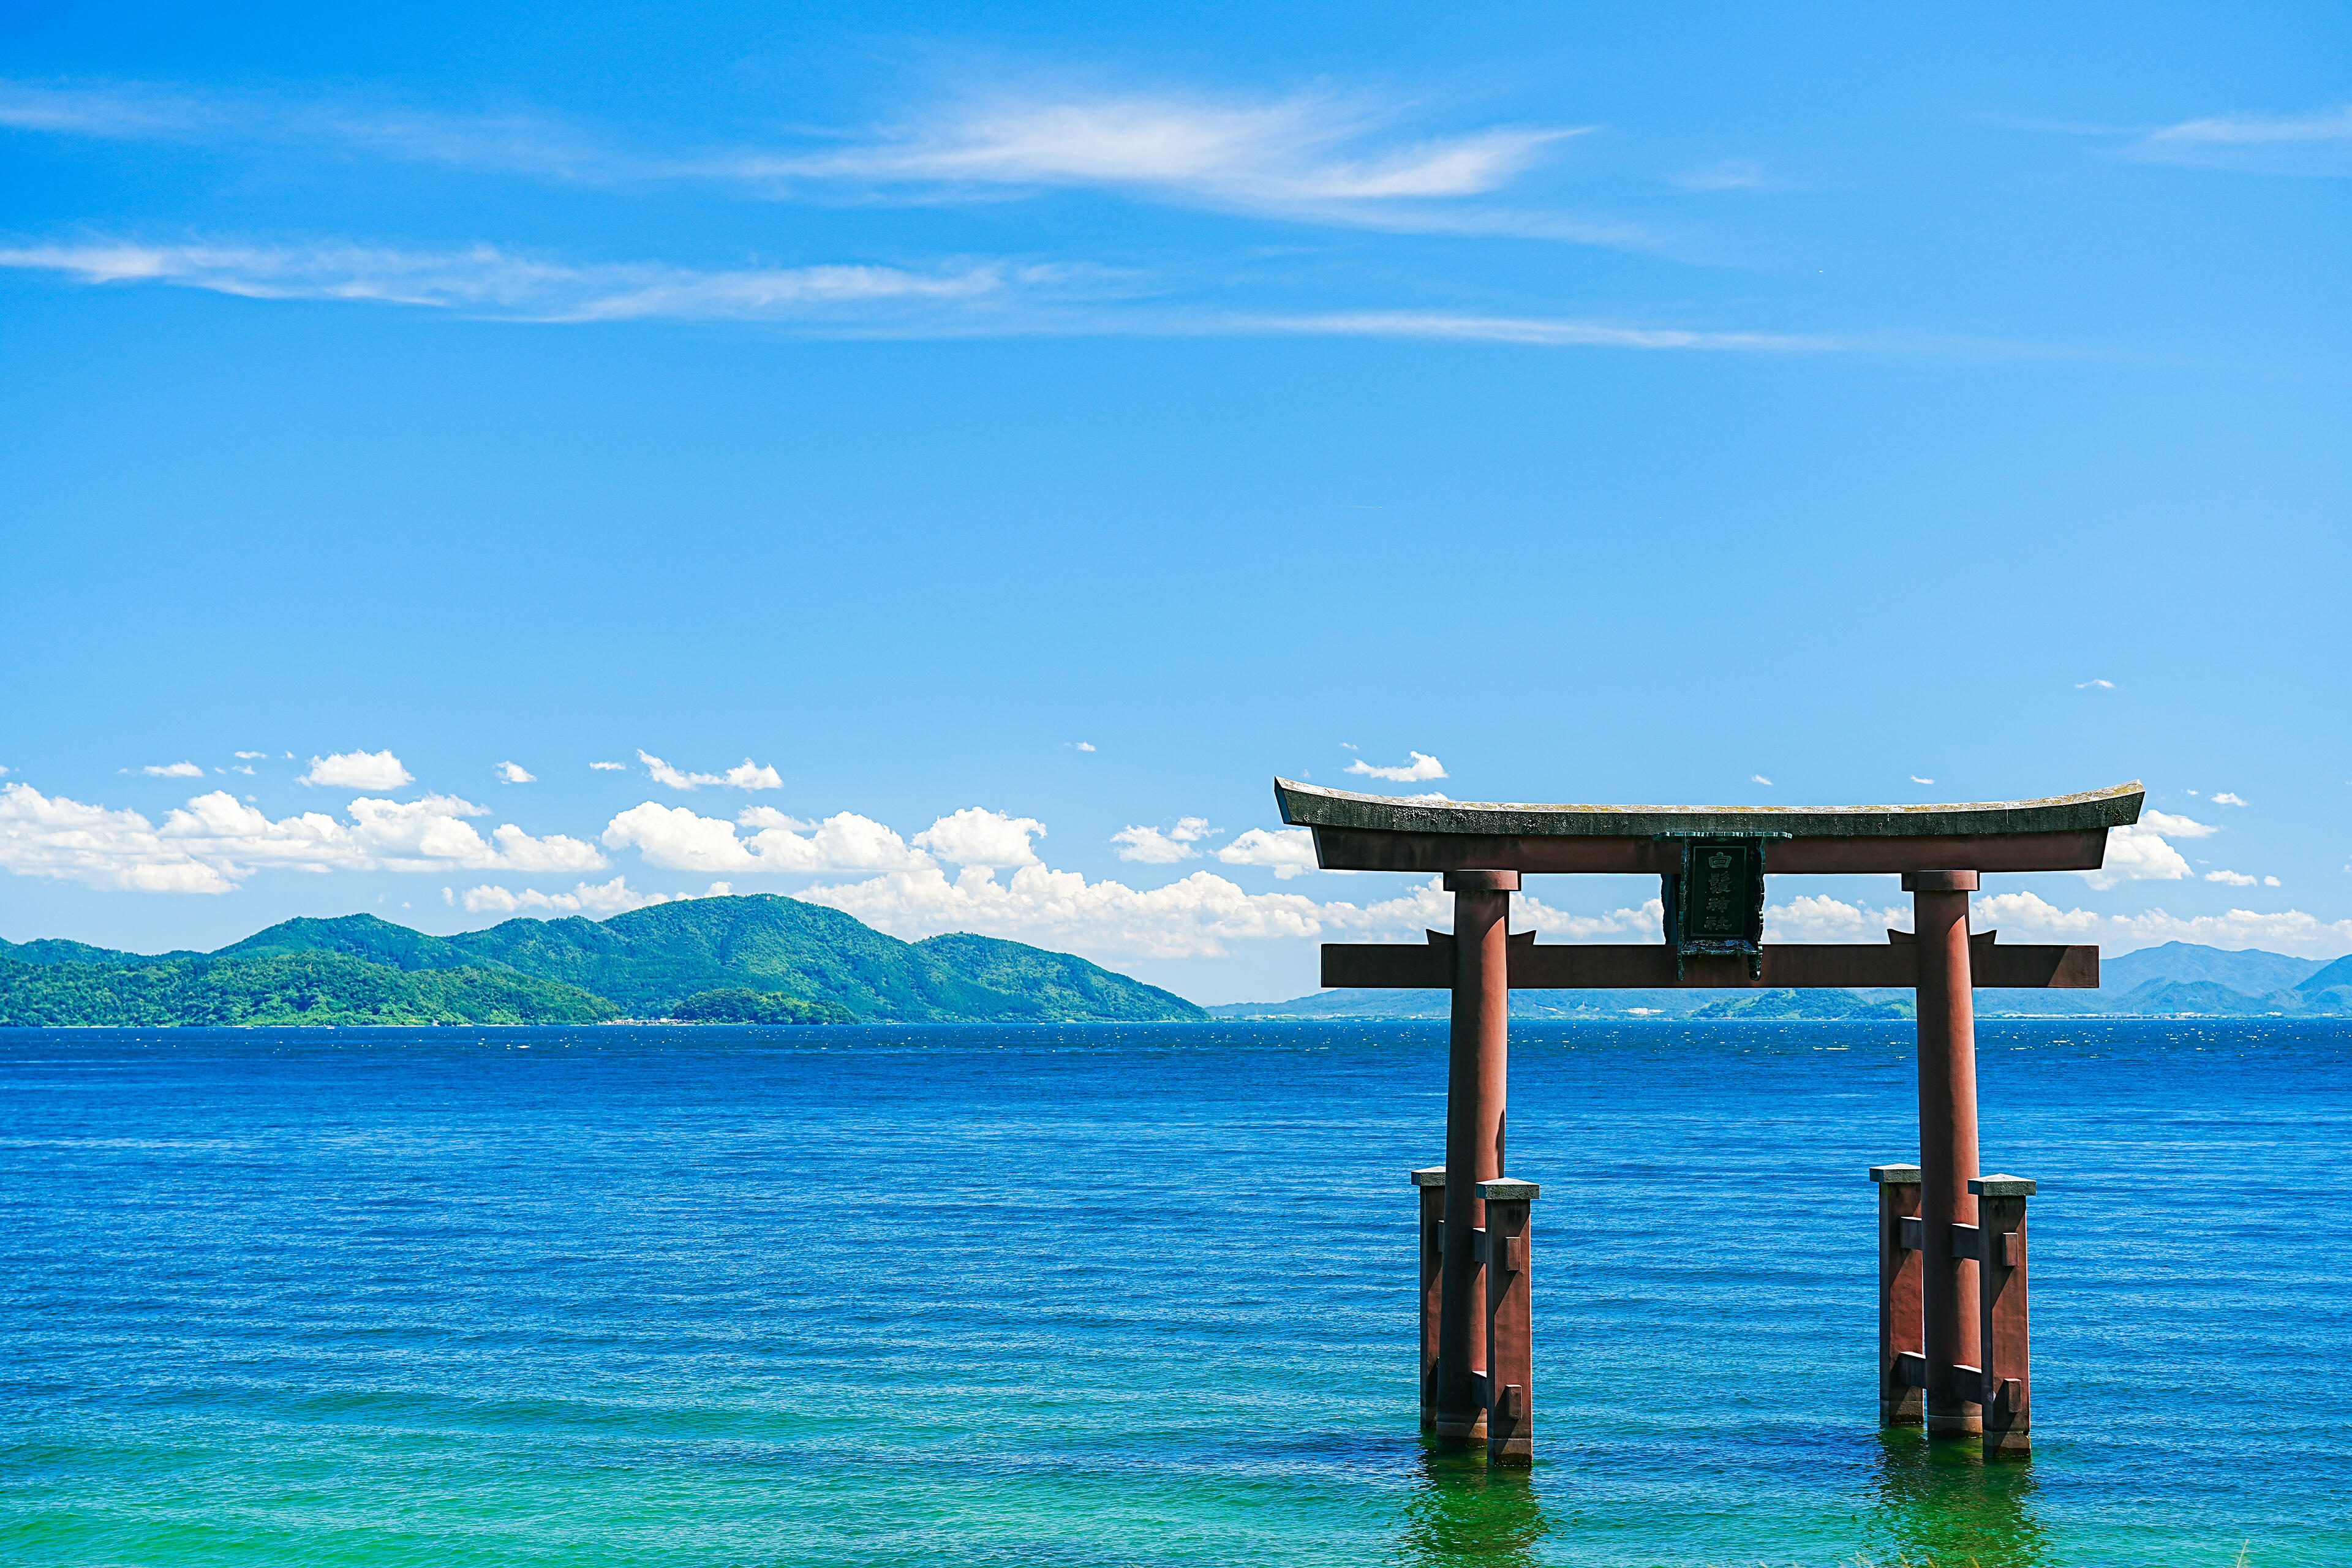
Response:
[1433, 869, 1516, 1445]
[1908, 868, 1983, 1436]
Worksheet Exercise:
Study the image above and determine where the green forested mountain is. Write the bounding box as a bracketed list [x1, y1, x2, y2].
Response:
[0, 949, 615, 1027]
[0, 896, 1206, 1027]
[434, 897, 1034, 1021]
[914, 932, 1212, 1023]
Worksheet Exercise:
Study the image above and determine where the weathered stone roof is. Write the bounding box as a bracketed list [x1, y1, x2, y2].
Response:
[1272, 778, 2144, 840]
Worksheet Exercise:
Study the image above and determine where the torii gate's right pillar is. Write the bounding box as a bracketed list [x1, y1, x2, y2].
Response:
[1907, 869, 1983, 1436]
[1434, 868, 1517, 1446]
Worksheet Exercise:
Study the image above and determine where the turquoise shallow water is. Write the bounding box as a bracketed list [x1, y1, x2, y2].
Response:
[2, 1018, 2345, 1566]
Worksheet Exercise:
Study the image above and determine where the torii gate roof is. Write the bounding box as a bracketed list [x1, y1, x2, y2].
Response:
[1273, 778, 2144, 875]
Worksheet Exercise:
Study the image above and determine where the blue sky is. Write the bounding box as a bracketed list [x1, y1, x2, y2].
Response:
[2, 2, 2346, 1001]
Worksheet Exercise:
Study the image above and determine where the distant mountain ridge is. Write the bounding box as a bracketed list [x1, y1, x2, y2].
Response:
[1209, 941, 2352, 1021]
[0, 896, 1206, 1028]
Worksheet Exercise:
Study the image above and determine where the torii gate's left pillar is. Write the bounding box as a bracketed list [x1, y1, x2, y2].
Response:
[1434, 868, 1517, 1445]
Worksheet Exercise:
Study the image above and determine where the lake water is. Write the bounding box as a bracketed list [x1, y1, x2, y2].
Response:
[2, 1019, 2345, 1567]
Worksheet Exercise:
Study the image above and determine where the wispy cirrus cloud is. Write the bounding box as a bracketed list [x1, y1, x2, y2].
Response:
[0, 239, 1027, 325]
[722, 89, 1624, 243]
[2128, 104, 2352, 176]
[1238, 311, 1840, 352]
[0, 78, 620, 177]
[0, 236, 1851, 351]
[0, 77, 1612, 240]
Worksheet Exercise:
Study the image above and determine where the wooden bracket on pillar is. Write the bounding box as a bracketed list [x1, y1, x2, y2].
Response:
[1476, 1177, 1539, 1467]
[1871, 1164, 1925, 1427]
[1970, 1174, 2035, 1458]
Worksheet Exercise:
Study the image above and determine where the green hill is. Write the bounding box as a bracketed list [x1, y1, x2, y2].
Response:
[0, 896, 1207, 1027]
[0, 936, 194, 968]
[915, 932, 1206, 1022]
[669, 988, 858, 1025]
[0, 949, 614, 1027]
[217, 913, 489, 972]
[2297, 954, 2352, 995]
[435, 896, 1058, 1021]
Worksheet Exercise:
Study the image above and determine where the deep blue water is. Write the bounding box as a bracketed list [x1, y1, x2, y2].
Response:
[2, 1019, 2345, 1566]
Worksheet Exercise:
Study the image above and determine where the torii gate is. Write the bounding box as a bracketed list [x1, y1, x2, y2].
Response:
[1275, 776, 2144, 1466]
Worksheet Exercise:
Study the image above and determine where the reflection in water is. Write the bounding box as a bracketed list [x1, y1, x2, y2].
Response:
[1861, 1432, 2052, 1567]
[1394, 1442, 1550, 1567]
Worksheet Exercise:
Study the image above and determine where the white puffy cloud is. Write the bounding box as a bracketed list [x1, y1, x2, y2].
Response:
[1752, 774, 1774, 786]
[1111, 817, 1216, 864]
[602, 801, 930, 873]
[796, 862, 1654, 962]
[234, 751, 266, 760]
[799, 865, 1329, 959]
[1346, 750, 1447, 783]
[1975, 889, 2352, 959]
[638, 749, 782, 791]
[0, 781, 601, 892]
[300, 749, 413, 790]
[1217, 827, 1317, 879]
[2204, 870, 2258, 886]
[168, 791, 603, 875]
[1112, 826, 1191, 863]
[913, 807, 1045, 868]
[0, 782, 236, 892]
[459, 876, 731, 916]
[494, 761, 536, 784]
[1075, 742, 1096, 752]
[590, 760, 626, 771]
[2212, 792, 2248, 807]
[604, 802, 753, 869]
[137, 761, 204, 778]
[2079, 815, 2215, 890]
[1763, 893, 1912, 943]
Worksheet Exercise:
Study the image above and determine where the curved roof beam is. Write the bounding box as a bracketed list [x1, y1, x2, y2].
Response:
[1275, 778, 2143, 844]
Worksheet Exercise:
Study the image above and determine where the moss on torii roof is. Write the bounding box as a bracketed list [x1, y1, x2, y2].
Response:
[1272, 778, 2145, 840]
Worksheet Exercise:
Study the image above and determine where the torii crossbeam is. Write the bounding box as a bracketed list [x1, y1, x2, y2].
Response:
[1276, 776, 2144, 1466]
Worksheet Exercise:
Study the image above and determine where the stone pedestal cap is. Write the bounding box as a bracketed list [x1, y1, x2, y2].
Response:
[1969, 1174, 2037, 1197]
[1869, 1164, 1924, 1184]
[1409, 1166, 1447, 1187]
[1477, 1178, 1542, 1202]
[1901, 869, 1980, 892]
[1442, 869, 1521, 893]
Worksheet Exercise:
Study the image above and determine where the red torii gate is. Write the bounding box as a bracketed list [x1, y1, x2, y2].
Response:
[1275, 776, 2144, 1466]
